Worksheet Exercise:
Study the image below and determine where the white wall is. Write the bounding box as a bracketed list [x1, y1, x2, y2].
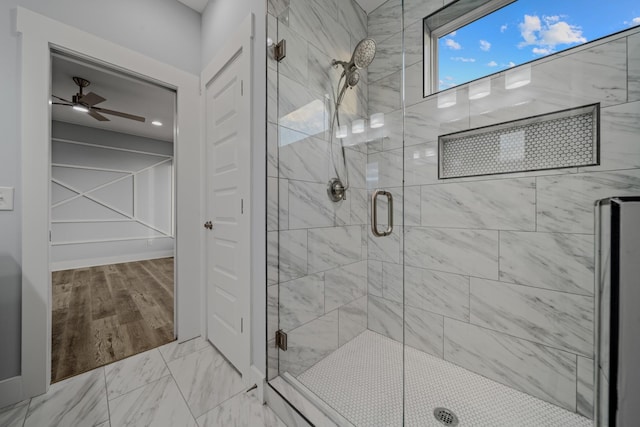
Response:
[0, 0, 200, 381]
[50, 121, 174, 270]
[201, 0, 267, 375]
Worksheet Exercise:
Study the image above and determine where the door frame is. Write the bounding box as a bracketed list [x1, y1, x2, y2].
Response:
[201, 12, 254, 385]
[15, 7, 202, 401]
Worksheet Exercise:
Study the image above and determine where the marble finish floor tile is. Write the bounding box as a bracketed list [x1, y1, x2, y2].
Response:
[5, 335, 281, 427]
[105, 348, 169, 400]
[167, 346, 245, 418]
[0, 400, 30, 427]
[158, 336, 212, 363]
[24, 369, 109, 427]
[197, 390, 286, 427]
[109, 375, 197, 427]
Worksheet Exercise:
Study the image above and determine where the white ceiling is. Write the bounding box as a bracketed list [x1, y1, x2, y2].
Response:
[176, 0, 209, 13]
[354, 0, 388, 14]
[51, 55, 176, 142]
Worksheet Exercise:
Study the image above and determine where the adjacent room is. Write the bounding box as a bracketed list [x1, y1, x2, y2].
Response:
[49, 53, 177, 382]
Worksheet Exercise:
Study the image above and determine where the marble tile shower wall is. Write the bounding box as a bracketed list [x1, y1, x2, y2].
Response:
[366, 4, 640, 418]
[265, 0, 371, 380]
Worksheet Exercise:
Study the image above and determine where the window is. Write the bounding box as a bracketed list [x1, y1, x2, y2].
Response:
[424, 0, 640, 94]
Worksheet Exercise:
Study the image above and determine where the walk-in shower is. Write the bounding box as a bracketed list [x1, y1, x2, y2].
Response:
[327, 38, 376, 202]
[266, 0, 640, 425]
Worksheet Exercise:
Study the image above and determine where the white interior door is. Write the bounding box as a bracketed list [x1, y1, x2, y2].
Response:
[205, 47, 251, 374]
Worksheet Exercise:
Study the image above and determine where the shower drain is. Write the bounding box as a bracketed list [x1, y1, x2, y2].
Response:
[434, 407, 459, 426]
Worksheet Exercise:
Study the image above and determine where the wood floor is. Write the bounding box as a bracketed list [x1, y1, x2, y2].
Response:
[51, 258, 175, 383]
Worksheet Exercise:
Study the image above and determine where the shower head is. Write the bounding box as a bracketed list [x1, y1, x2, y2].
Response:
[351, 38, 376, 69]
[332, 38, 377, 73]
[347, 71, 360, 87]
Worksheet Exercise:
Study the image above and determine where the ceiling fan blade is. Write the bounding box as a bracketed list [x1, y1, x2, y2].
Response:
[79, 92, 106, 107]
[88, 110, 110, 122]
[52, 102, 73, 106]
[93, 107, 146, 122]
[52, 94, 73, 103]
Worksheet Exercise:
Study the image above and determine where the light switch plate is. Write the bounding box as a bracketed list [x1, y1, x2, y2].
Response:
[0, 187, 15, 211]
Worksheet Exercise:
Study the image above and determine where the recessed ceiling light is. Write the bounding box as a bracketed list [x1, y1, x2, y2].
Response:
[72, 105, 89, 113]
[151, 120, 163, 126]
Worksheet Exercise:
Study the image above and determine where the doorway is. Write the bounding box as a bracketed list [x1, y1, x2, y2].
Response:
[50, 52, 177, 382]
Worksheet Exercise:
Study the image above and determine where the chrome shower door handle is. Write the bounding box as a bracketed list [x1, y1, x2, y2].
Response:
[371, 189, 393, 237]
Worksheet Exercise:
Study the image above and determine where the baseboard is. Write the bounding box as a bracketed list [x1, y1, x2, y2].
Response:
[50, 250, 174, 271]
[0, 376, 23, 409]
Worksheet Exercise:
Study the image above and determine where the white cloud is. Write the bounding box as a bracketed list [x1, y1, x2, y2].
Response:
[449, 31, 457, 36]
[508, 61, 516, 67]
[479, 40, 491, 51]
[518, 14, 541, 46]
[500, 24, 508, 33]
[544, 15, 561, 24]
[487, 61, 498, 67]
[451, 57, 476, 62]
[532, 47, 551, 55]
[518, 14, 586, 52]
[541, 21, 587, 45]
[445, 38, 462, 50]
[632, 17, 640, 25]
[444, 76, 455, 81]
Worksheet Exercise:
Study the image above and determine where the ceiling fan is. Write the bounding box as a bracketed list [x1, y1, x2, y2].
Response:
[52, 76, 146, 122]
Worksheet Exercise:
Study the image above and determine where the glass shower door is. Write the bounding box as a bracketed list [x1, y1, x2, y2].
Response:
[266, 0, 406, 424]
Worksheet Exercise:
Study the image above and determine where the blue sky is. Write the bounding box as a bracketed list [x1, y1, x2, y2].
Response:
[438, 0, 640, 90]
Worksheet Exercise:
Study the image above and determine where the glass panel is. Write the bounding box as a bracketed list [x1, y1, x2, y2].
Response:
[404, 1, 640, 425]
[266, 0, 405, 424]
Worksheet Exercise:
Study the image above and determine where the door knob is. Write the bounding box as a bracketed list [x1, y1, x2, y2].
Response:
[204, 221, 213, 230]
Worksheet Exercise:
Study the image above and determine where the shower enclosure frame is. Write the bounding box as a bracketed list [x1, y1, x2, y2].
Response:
[264, 0, 640, 425]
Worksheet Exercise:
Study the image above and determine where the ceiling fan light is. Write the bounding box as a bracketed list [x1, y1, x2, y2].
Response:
[72, 104, 89, 113]
[151, 120, 163, 126]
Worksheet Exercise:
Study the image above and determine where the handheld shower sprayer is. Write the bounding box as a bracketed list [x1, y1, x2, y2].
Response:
[327, 38, 376, 202]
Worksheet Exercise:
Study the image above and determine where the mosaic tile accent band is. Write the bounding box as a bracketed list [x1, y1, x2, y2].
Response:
[439, 104, 599, 179]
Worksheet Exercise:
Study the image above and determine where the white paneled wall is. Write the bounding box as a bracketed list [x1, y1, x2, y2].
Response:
[50, 121, 174, 270]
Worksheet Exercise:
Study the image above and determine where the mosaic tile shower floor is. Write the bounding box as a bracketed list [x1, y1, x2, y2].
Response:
[297, 330, 592, 427]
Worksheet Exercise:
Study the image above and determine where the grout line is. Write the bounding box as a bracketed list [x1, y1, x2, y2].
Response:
[497, 229, 501, 280]
[535, 177, 538, 232]
[107, 373, 172, 403]
[103, 368, 112, 426]
[575, 353, 580, 412]
[166, 362, 199, 424]
[18, 397, 32, 427]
